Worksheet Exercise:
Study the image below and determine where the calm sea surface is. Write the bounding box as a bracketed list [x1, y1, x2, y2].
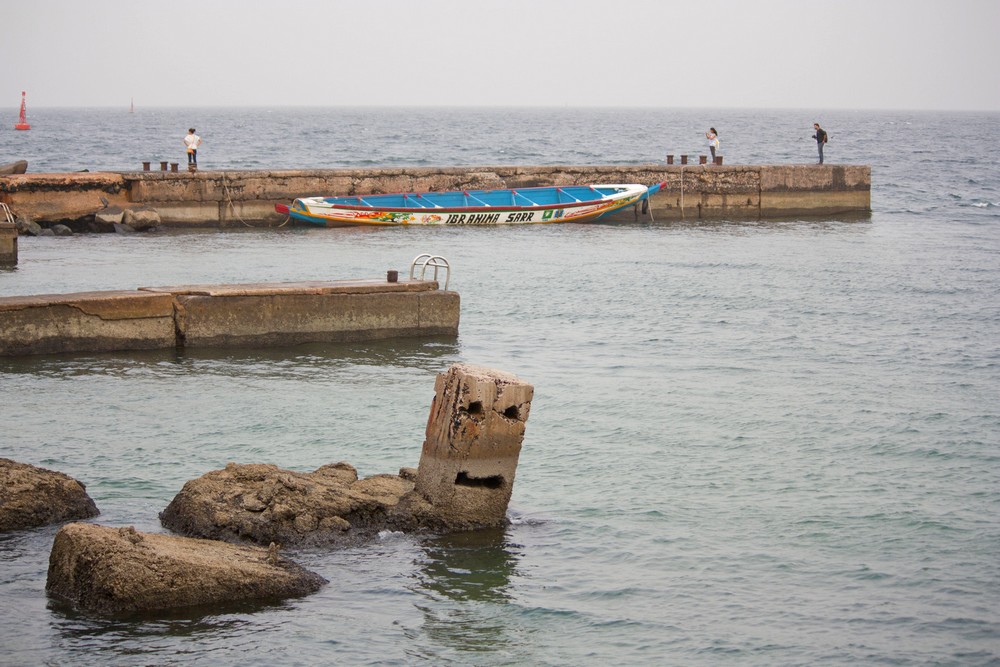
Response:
[2, 108, 999, 666]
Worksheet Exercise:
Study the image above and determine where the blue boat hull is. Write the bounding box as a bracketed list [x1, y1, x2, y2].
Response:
[276, 183, 665, 227]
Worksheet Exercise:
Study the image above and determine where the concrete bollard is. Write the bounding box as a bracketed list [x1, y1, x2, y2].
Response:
[159, 161, 168, 171]
[142, 162, 151, 172]
[714, 155, 724, 165]
[0, 220, 17, 267]
[415, 364, 534, 528]
[666, 155, 674, 165]
[680, 155, 688, 165]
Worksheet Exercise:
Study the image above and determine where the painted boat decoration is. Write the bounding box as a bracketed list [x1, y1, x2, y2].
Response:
[275, 183, 665, 227]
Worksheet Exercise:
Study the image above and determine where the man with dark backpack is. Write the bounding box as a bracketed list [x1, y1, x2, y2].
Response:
[812, 123, 829, 164]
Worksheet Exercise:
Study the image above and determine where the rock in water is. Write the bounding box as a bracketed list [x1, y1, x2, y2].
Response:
[122, 206, 160, 231]
[46, 523, 327, 615]
[0, 458, 99, 532]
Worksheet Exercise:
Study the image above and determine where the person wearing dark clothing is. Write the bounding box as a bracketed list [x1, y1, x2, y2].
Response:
[812, 123, 828, 164]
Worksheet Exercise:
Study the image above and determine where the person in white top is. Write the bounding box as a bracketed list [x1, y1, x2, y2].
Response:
[705, 127, 719, 162]
[184, 128, 202, 167]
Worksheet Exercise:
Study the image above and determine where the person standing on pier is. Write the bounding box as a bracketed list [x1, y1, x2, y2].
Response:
[706, 127, 719, 162]
[812, 123, 828, 164]
[184, 128, 202, 168]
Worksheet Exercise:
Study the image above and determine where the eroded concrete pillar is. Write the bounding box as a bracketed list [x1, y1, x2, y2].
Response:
[0, 221, 16, 266]
[415, 364, 533, 528]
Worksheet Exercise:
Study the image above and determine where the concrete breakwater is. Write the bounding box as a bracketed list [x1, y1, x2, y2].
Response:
[0, 164, 870, 228]
[0, 277, 459, 356]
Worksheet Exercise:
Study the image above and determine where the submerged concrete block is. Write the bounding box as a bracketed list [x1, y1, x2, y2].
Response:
[415, 364, 534, 529]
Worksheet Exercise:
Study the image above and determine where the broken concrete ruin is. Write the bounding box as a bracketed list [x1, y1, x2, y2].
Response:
[160, 364, 534, 546]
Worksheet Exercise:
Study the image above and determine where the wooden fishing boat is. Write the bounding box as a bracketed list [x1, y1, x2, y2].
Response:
[275, 183, 664, 227]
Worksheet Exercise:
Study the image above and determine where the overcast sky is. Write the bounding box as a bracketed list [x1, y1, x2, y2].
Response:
[4, 0, 999, 111]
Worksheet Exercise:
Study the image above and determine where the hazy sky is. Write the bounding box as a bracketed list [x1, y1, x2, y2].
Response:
[4, 0, 999, 110]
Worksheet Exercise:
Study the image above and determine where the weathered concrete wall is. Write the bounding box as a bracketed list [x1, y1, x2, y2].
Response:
[415, 364, 534, 529]
[0, 220, 17, 265]
[0, 165, 871, 226]
[145, 280, 462, 348]
[758, 164, 872, 217]
[644, 164, 871, 219]
[0, 279, 459, 357]
[0, 290, 177, 356]
[0, 172, 131, 222]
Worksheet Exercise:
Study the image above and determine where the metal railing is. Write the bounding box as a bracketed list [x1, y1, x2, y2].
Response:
[410, 254, 451, 290]
[1, 203, 15, 225]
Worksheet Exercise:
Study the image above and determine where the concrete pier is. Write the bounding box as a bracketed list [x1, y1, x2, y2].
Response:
[0, 290, 176, 356]
[0, 165, 871, 229]
[0, 278, 459, 357]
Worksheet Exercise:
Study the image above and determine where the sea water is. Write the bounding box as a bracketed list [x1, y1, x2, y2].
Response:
[1, 108, 999, 666]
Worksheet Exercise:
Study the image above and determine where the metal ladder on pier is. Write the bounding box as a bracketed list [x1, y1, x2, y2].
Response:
[410, 254, 451, 290]
[1, 203, 15, 226]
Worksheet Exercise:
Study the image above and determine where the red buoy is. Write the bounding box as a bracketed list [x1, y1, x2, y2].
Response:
[15, 91, 30, 130]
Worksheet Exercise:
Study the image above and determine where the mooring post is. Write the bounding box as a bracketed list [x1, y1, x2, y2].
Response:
[666, 155, 674, 165]
[680, 155, 688, 165]
[714, 155, 724, 165]
[159, 161, 168, 171]
[700, 155, 708, 165]
[415, 364, 534, 528]
[142, 162, 151, 172]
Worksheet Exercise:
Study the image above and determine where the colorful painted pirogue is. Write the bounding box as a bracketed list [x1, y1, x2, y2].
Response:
[275, 183, 665, 227]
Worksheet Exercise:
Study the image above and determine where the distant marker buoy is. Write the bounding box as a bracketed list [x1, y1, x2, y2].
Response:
[14, 91, 30, 130]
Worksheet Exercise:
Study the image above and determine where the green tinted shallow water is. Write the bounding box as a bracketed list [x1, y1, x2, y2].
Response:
[2, 109, 1000, 665]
